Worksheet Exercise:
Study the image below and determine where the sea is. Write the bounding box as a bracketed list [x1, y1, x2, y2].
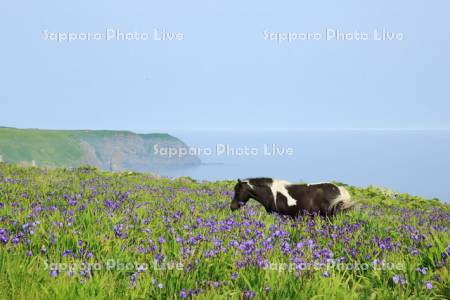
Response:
[149, 130, 450, 202]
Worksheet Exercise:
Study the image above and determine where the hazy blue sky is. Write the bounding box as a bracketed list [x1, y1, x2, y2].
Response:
[1, 1, 449, 131]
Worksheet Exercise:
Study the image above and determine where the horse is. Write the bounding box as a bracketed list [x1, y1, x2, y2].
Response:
[229, 178, 355, 218]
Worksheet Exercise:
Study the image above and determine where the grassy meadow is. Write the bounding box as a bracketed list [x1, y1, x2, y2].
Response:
[0, 163, 449, 299]
[0, 127, 180, 168]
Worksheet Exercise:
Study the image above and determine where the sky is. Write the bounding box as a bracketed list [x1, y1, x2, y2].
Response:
[1, 1, 449, 132]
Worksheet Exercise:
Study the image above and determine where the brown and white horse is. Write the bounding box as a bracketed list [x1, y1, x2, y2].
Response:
[230, 178, 355, 218]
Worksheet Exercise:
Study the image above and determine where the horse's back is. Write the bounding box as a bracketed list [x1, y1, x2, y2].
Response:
[286, 182, 344, 214]
[289, 182, 340, 198]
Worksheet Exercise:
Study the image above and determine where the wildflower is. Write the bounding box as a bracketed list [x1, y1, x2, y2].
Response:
[307, 239, 315, 248]
[229, 240, 239, 248]
[410, 248, 420, 256]
[425, 282, 433, 289]
[154, 253, 164, 262]
[179, 290, 188, 298]
[244, 290, 256, 299]
[113, 224, 124, 238]
[416, 267, 428, 275]
[129, 273, 138, 286]
[392, 275, 407, 285]
[137, 264, 146, 272]
[392, 275, 400, 284]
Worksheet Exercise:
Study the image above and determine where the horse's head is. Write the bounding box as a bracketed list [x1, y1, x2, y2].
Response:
[230, 179, 253, 211]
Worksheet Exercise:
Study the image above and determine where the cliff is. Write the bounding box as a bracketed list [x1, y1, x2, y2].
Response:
[0, 128, 200, 171]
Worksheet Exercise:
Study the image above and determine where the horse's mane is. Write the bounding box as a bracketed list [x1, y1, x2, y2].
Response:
[244, 177, 273, 187]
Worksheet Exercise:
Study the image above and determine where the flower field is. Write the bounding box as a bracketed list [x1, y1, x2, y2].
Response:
[0, 163, 449, 299]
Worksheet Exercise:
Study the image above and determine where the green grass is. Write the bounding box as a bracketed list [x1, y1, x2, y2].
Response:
[0, 128, 180, 168]
[0, 163, 449, 299]
[0, 128, 83, 167]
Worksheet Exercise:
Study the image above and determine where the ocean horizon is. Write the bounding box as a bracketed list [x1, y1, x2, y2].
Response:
[148, 130, 450, 202]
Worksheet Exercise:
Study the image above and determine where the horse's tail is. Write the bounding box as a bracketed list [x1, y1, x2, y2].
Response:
[329, 186, 355, 213]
